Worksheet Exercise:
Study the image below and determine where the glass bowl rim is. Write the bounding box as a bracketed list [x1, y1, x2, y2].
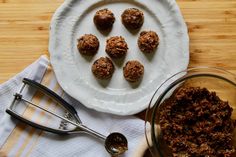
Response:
[145, 66, 236, 156]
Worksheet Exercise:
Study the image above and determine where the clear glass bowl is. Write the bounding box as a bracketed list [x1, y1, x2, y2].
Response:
[145, 67, 236, 157]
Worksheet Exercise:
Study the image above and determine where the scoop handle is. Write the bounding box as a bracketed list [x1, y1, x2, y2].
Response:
[22, 78, 81, 123]
[6, 109, 69, 135]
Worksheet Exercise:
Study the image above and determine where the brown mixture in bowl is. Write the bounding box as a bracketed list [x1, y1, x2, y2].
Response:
[159, 87, 236, 157]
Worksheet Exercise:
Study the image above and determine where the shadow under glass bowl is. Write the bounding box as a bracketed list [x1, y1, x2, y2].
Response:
[145, 67, 236, 157]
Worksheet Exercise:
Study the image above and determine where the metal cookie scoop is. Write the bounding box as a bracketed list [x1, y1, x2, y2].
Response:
[6, 78, 128, 156]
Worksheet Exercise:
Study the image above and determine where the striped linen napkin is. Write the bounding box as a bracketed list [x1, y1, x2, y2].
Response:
[0, 55, 145, 157]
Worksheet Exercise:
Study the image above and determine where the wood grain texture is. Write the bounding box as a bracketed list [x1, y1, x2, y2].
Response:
[0, 0, 62, 83]
[0, 0, 235, 83]
[178, 0, 236, 71]
[0, 1, 235, 157]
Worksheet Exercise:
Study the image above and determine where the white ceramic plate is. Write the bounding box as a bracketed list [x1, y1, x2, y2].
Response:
[49, 0, 189, 115]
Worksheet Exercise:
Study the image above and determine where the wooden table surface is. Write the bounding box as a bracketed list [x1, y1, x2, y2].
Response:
[0, 1, 235, 156]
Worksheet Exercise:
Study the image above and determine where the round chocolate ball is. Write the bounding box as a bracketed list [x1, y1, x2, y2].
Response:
[138, 31, 159, 53]
[93, 8, 115, 30]
[105, 36, 128, 59]
[123, 60, 144, 82]
[77, 34, 99, 55]
[92, 57, 115, 80]
[121, 8, 144, 30]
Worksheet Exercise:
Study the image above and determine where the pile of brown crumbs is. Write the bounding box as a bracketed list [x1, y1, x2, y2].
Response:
[159, 87, 236, 157]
